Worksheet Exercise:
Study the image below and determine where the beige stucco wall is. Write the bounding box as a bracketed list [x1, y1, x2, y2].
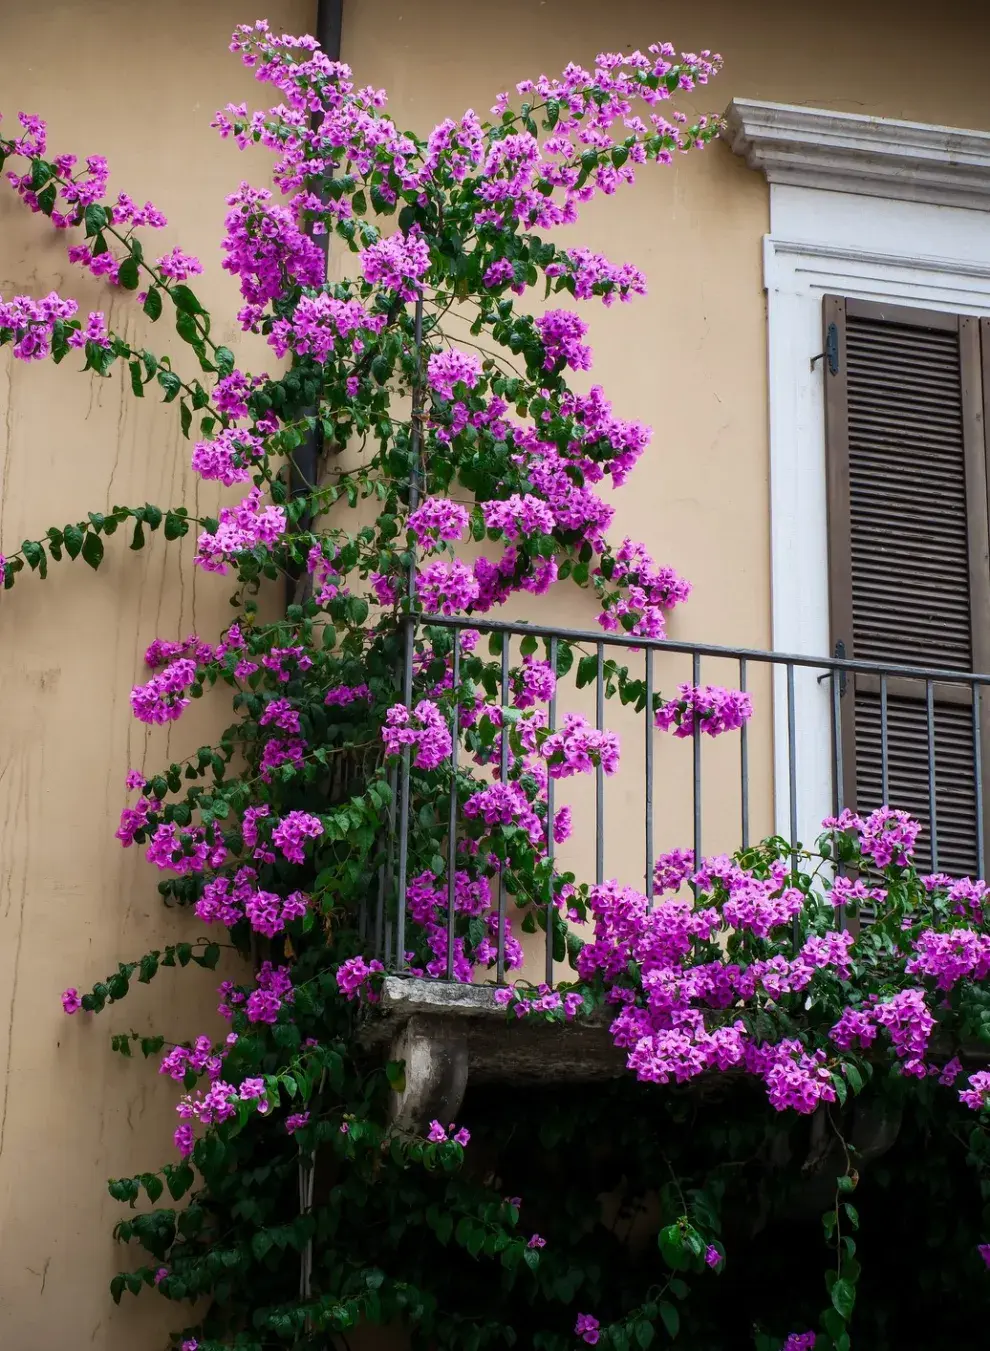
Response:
[2, 1, 990, 1347]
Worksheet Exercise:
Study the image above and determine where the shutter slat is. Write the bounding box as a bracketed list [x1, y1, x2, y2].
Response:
[854, 693, 978, 876]
[826, 303, 987, 881]
[844, 312, 973, 672]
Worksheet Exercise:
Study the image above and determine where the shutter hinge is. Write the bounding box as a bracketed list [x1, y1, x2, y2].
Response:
[810, 323, 840, 376]
[835, 639, 847, 697]
[820, 639, 848, 695]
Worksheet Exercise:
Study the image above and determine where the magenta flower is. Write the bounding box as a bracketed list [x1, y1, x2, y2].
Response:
[527, 1234, 546, 1249]
[153, 1267, 168, 1285]
[61, 988, 82, 1015]
[979, 1243, 990, 1268]
[285, 1112, 310, 1134]
[173, 1123, 194, 1158]
[427, 349, 482, 400]
[427, 1120, 448, 1143]
[575, 1313, 600, 1345]
[453, 1127, 471, 1147]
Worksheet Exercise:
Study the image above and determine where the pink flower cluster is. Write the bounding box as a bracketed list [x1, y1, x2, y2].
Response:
[906, 926, 990, 990]
[270, 292, 384, 363]
[381, 701, 453, 770]
[482, 494, 556, 542]
[145, 823, 227, 876]
[407, 497, 470, 551]
[404, 869, 522, 980]
[541, 713, 620, 779]
[190, 427, 264, 486]
[360, 226, 431, 301]
[221, 181, 324, 324]
[416, 559, 480, 614]
[0, 290, 108, 361]
[545, 247, 648, 305]
[655, 684, 754, 739]
[426, 349, 482, 400]
[824, 806, 920, 868]
[129, 658, 198, 725]
[336, 954, 385, 1001]
[598, 538, 692, 640]
[426, 1120, 471, 1146]
[271, 811, 324, 864]
[194, 487, 287, 574]
[535, 309, 592, 372]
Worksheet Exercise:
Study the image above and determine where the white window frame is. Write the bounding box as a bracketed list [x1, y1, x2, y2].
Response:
[723, 100, 990, 843]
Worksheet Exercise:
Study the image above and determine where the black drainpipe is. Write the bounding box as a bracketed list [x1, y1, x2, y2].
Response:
[286, 0, 344, 606]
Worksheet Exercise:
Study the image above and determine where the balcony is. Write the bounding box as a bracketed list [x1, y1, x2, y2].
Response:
[360, 615, 990, 1127]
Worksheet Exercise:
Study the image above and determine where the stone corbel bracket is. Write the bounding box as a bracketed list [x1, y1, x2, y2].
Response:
[359, 976, 624, 1132]
[721, 98, 990, 210]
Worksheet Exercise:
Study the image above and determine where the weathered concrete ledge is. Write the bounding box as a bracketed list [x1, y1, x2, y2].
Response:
[359, 976, 625, 1130]
[360, 975, 625, 1081]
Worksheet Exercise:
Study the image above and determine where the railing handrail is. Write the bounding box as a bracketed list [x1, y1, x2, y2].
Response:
[413, 612, 990, 686]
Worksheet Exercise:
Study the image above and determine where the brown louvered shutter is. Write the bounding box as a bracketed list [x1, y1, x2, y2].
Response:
[823, 297, 990, 877]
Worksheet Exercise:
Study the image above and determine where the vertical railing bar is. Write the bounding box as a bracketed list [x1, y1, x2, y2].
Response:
[645, 649, 654, 899]
[975, 682, 985, 880]
[831, 664, 844, 818]
[786, 662, 799, 945]
[831, 658, 845, 933]
[927, 679, 938, 874]
[394, 294, 424, 973]
[496, 640, 510, 984]
[880, 673, 890, 805]
[596, 643, 605, 887]
[739, 657, 749, 851]
[446, 630, 460, 981]
[378, 767, 397, 967]
[692, 652, 702, 881]
[786, 658, 799, 860]
[546, 637, 558, 987]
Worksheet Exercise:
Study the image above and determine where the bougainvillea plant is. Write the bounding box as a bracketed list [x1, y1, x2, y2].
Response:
[2, 19, 990, 1351]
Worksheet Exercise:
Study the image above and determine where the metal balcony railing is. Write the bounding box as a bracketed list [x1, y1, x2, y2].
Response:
[373, 615, 990, 985]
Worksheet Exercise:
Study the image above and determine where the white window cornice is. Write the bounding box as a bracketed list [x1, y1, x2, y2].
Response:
[722, 99, 990, 211]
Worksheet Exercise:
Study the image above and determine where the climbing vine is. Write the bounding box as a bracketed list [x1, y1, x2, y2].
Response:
[2, 20, 989, 1350]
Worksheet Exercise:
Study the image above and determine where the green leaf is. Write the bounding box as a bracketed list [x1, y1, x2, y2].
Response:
[143, 1173, 163, 1204]
[831, 1276, 856, 1320]
[118, 257, 140, 290]
[164, 511, 189, 541]
[63, 525, 84, 560]
[128, 360, 145, 398]
[658, 1225, 689, 1271]
[215, 345, 235, 377]
[143, 288, 163, 322]
[163, 1162, 193, 1200]
[84, 203, 108, 236]
[22, 540, 45, 575]
[157, 370, 181, 403]
[844, 1063, 864, 1095]
[658, 1302, 679, 1338]
[635, 1320, 655, 1348]
[385, 1060, 406, 1093]
[170, 284, 204, 315]
[576, 654, 598, 689]
[82, 531, 104, 570]
[179, 400, 192, 438]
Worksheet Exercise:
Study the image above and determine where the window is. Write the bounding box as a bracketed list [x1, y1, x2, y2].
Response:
[822, 296, 990, 874]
